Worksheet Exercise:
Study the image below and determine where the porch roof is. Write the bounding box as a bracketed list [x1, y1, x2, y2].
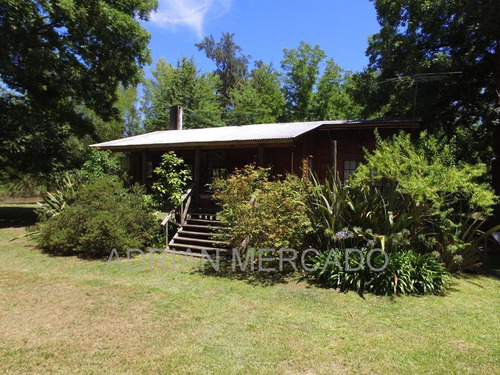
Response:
[91, 118, 419, 151]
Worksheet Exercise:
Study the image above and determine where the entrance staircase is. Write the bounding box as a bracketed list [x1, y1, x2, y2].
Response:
[166, 211, 230, 258]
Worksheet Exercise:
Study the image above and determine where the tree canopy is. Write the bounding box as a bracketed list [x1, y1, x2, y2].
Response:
[228, 62, 285, 125]
[0, 0, 157, 177]
[356, 0, 500, 212]
[143, 58, 223, 131]
[196, 32, 250, 113]
[281, 41, 326, 121]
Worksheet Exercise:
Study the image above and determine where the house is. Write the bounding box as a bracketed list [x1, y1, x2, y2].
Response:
[92, 107, 419, 254]
[92, 106, 419, 206]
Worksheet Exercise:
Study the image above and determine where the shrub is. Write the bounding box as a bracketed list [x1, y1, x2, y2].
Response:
[307, 248, 449, 296]
[152, 151, 192, 210]
[6, 174, 47, 198]
[349, 131, 499, 271]
[37, 177, 158, 258]
[303, 172, 427, 253]
[79, 149, 124, 182]
[37, 150, 125, 220]
[36, 171, 80, 220]
[212, 164, 312, 250]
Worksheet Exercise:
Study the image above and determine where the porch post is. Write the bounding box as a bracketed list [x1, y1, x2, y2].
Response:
[141, 151, 147, 183]
[193, 148, 200, 206]
[331, 140, 337, 179]
[257, 145, 264, 166]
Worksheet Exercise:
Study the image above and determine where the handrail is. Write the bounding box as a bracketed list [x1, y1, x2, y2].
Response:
[180, 186, 193, 224]
[161, 184, 194, 248]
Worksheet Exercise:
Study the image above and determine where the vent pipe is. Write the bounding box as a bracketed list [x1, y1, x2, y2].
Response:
[169, 105, 183, 130]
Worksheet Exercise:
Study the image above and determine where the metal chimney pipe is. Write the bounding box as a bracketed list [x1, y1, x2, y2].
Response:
[169, 105, 183, 130]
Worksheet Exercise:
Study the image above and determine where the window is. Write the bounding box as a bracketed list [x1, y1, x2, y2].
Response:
[343, 160, 360, 181]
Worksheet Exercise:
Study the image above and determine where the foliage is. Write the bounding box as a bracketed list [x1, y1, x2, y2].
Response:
[36, 150, 124, 220]
[94, 85, 143, 141]
[212, 164, 311, 250]
[0, 0, 157, 176]
[118, 85, 144, 137]
[151, 152, 192, 210]
[143, 57, 223, 131]
[311, 59, 362, 120]
[250, 62, 286, 121]
[351, 132, 497, 215]
[358, 0, 500, 206]
[196, 33, 250, 112]
[304, 171, 426, 253]
[37, 177, 158, 258]
[281, 41, 326, 121]
[227, 82, 265, 125]
[79, 150, 124, 182]
[307, 248, 449, 296]
[5, 174, 47, 198]
[304, 131, 499, 272]
[36, 171, 80, 221]
[228, 62, 285, 125]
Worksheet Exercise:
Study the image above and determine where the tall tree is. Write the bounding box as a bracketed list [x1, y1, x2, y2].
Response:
[92, 85, 143, 142]
[228, 62, 285, 125]
[358, 0, 500, 199]
[196, 33, 250, 113]
[281, 41, 326, 121]
[311, 59, 362, 120]
[118, 85, 143, 138]
[0, 0, 157, 177]
[143, 57, 223, 131]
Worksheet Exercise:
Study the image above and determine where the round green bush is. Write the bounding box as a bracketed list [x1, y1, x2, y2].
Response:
[37, 177, 159, 258]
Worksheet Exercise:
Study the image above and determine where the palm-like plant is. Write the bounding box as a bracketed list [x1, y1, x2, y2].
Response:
[37, 172, 80, 220]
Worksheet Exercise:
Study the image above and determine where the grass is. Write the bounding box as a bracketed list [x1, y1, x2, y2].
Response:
[1, 205, 499, 374]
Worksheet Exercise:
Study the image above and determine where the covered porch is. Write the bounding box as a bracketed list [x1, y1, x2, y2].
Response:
[126, 141, 299, 207]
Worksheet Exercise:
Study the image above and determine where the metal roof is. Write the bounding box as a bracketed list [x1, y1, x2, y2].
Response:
[91, 119, 419, 150]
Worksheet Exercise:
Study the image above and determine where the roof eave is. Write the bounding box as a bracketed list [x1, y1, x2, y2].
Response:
[92, 138, 295, 151]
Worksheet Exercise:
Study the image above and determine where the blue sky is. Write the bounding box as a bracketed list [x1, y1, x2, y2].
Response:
[143, 0, 380, 74]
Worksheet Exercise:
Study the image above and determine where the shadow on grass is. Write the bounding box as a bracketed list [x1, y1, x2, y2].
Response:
[480, 253, 500, 279]
[198, 257, 296, 287]
[0, 205, 37, 229]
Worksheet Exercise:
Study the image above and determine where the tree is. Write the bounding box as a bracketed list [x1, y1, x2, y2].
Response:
[118, 85, 143, 138]
[311, 59, 362, 120]
[358, 0, 500, 206]
[91, 85, 143, 142]
[228, 82, 263, 125]
[281, 42, 326, 121]
[228, 62, 285, 125]
[0, 0, 157, 177]
[143, 58, 223, 131]
[196, 33, 250, 113]
[250, 62, 286, 121]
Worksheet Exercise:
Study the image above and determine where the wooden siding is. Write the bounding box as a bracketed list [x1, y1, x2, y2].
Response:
[127, 127, 416, 184]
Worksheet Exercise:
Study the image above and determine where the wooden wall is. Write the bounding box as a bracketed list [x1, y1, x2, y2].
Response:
[126, 127, 415, 185]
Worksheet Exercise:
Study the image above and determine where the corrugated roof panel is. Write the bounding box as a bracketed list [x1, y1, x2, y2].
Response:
[91, 119, 420, 149]
[92, 121, 324, 149]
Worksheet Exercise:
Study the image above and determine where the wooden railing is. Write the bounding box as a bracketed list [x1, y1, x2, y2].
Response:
[161, 184, 194, 248]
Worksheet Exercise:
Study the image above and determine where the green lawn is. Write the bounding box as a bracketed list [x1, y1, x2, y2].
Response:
[1, 205, 499, 374]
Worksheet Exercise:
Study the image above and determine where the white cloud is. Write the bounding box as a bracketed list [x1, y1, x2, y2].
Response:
[150, 0, 231, 38]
